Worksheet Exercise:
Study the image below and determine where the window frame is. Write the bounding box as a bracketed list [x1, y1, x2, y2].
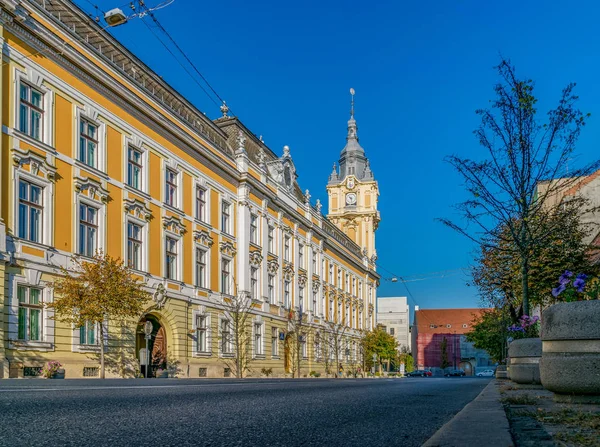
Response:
[165, 168, 178, 208]
[196, 185, 207, 223]
[78, 118, 99, 169]
[254, 322, 263, 357]
[17, 178, 43, 243]
[221, 257, 231, 295]
[127, 221, 143, 271]
[165, 236, 179, 280]
[268, 274, 275, 304]
[271, 326, 279, 357]
[250, 214, 258, 245]
[221, 200, 231, 234]
[78, 202, 98, 257]
[127, 146, 144, 190]
[250, 266, 258, 300]
[17, 285, 43, 342]
[18, 82, 44, 141]
[195, 247, 207, 289]
[284, 235, 290, 262]
[268, 225, 275, 253]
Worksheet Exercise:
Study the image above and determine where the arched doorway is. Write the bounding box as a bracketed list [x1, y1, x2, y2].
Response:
[137, 314, 168, 378]
[459, 360, 473, 376]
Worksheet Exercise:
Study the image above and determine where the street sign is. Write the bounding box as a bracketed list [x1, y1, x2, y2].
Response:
[139, 348, 147, 365]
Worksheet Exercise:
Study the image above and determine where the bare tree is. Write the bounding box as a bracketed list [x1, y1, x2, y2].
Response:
[220, 291, 254, 378]
[439, 59, 600, 315]
[286, 306, 316, 378]
[323, 321, 348, 378]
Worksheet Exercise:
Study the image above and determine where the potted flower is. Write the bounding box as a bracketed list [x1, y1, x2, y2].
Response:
[507, 315, 541, 384]
[41, 361, 65, 379]
[541, 271, 600, 400]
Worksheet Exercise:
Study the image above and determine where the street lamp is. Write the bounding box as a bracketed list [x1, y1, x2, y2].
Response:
[143, 320, 153, 378]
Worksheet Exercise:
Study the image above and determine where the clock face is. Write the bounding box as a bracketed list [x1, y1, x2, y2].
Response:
[346, 193, 357, 205]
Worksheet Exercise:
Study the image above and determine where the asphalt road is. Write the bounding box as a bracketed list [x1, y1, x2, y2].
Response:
[0, 377, 490, 447]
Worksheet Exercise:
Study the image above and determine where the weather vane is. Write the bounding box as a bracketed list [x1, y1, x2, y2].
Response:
[350, 87, 355, 118]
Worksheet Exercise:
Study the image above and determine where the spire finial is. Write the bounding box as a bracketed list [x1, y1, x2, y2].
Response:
[350, 88, 355, 118]
[220, 100, 229, 117]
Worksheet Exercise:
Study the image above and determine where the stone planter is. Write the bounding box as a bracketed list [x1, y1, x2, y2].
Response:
[50, 369, 65, 379]
[495, 365, 508, 379]
[508, 338, 541, 384]
[540, 300, 600, 398]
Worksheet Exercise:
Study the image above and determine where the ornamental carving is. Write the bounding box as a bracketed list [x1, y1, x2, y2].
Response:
[74, 176, 110, 203]
[249, 251, 263, 267]
[153, 283, 167, 309]
[124, 198, 152, 221]
[312, 279, 321, 293]
[12, 148, 57, 181]
[163, 215, 187, 236]
[368, 303, 374, 316]
[297, 274, 307, 288]
[267, 259, 279, 275]
[194, 229, 214, 248]
[283, 263, 294, 281]
[220, 241, 237, 257]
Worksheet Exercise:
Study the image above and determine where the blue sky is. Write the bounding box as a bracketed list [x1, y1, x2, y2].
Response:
[76, 0, 600, 311]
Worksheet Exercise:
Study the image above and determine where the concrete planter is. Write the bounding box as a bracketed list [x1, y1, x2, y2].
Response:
[508, 338, 541, 384]
[540, 301, 600, 397]
[495, 365, 508, 379]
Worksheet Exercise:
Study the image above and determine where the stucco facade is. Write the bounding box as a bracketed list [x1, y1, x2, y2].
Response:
[0, 0, 379, 378]
[376, 296, 410, 352]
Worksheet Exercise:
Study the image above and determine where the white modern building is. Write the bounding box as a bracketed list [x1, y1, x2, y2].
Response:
[376, 297, 410, 352]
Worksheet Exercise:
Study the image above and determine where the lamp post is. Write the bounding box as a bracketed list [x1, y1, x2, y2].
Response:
[144, 320, 153, 378]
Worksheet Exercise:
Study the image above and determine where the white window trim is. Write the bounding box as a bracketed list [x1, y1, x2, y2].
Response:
[164, 231, 182, 282]
[194, 178, 210, 225]
[75, 193, 106, 258]
[7, 271, 54, 351]
[220, 254, 233, 296]
[72, 320, 107, 353]
[123, 138, 149, 194]
[252, 317, 265, 359]
[164, 161, 182, 210]
[192, 307, 212, 357]
[194, 245, 210, 290]
[14, 69, 54, 147]
[13, 164, 54, 247]
[219, 315, 233, 358]
[124, 215, 148, 273]
[74, 106, 106, 173]
[220, 198, 232, 235]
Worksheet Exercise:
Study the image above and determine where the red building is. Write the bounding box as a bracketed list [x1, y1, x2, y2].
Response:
[411, 307, 492, 375]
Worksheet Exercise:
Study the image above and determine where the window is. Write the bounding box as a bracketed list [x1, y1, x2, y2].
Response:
[312, 251, 317, 273]
[284, 236, 290, 261]
[18, 180, 43, 243]
[268, 274, 275, 304]
[221, 258, 231, 294]
[79, 119, 98, 168]
[299, 286, 305, 310]
[312, 290, 318, 312]
[195, 248, 207, 288]
[250, 266, 258, 300]
[284, 280, 290, 308]
[314, 333, 321, 361]
[337, 270, 341, 288]
[359, 310, 363, 330]
[298, 244, 304, 268]
[271, 327, 278, 357]
[17, 285, 42, 341]
[268, 226, 275, 253]
[329, 264, 334, 284]
[165, 169, 177, 207]
[196, 315, 207, 353]
[359, 281, 363, 300]
[329, 300, 334, 322]
[345, 306, 350, 326]
[79, 321, 97, 346]
[127, 147, 142, 189]
[301, 333, 307, 358]
[165, 237, 178, 280]
[446, 324, 452, 328]
[345, 274, 349, 292]
[463, 324, 468, 328]
[127, 222, 142, 270]
[221, 201, 230, 234]
[196, 186, 206, 222]
[250, 214, 258, 244]
[19, 83, 43, 140]
[78, 203, 97, 257]
[390, 328, 395, 336]
[254, 323, 263, 356]
[221, 319, 231, 354]
[338, 302, 342, 323]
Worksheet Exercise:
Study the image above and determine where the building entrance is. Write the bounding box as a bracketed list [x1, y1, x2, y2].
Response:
[137, 315, 167, 377]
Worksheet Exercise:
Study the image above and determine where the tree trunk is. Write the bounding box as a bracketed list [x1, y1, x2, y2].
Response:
[521, 252, 530, 316]
[99, 321, 105, 379]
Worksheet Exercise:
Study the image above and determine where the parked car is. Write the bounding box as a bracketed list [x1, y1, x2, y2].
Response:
[476, 369, 495, 377]
[444, 369, 466, 377]
[405, 370, 432, 377]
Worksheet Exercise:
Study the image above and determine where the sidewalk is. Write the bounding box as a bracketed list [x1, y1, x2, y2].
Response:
[423, 380, 513, 447]
[423, 379, 600, 447]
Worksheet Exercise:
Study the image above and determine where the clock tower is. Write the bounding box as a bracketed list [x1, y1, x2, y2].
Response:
[326, 89, 379, 258]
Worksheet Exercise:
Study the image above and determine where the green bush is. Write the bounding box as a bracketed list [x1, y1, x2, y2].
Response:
[309, 370, 321, 378]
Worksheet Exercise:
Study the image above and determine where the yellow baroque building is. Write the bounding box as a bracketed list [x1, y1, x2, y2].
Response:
[0, 0, 380, 378]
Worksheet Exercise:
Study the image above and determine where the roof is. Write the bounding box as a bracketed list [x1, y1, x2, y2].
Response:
[414, 308, 490, 335]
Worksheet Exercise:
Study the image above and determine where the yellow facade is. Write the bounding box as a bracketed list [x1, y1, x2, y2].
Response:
[0, 0, 379, 379]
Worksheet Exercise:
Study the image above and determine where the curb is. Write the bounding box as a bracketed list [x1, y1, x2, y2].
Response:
[422, 380, 513, 447]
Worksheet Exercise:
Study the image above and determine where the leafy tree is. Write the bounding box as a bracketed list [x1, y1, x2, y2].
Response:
[49, 252, 149, 379]
[440, 58, 600, 316]
[362, 325, 398, 372]
[472, 201, 599, 315]
[440, 337, 450, 369]
[466, 308, 512, 364]
[396, 349, 414, 373]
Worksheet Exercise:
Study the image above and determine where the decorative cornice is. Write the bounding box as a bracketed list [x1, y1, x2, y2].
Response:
[312, 279, 321, 293]
[220, 240, 237, 257]
[298, 274, 307, 288]
[74, 176, 109, 203]
[163, 215, 187, 236]
[193, 229, 214, 248]
[12, 148, 56, 181]
[249, 251, 263, 267]
[283, 263, 294, 281]
[267, 259, 279, 275]
[124, 198, 152, 221]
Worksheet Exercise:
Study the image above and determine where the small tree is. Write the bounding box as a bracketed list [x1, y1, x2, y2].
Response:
[363, 325, 398, 372]
[286, 306, 315, 378]
[466, 308, 512, 364]
[49, 252, 149, 379]
[221, 290, 254, 378]
[440, 59, 600, 316]
[323, 321, 348, 377]
[440, 337, 450, 369]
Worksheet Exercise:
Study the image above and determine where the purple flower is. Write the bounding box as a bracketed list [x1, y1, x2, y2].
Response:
[573, 277, 586, 293]
[576, 273, 588, 281]
[552, 283, 567, 297]
[559, 271, 573, 285]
